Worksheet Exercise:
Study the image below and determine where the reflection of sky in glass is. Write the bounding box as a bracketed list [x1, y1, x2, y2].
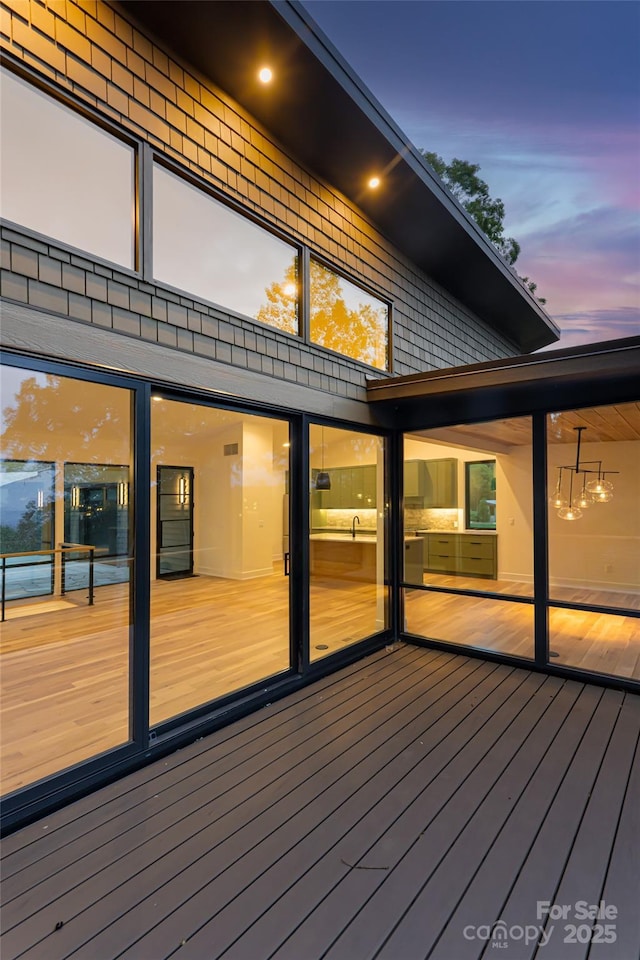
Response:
[0, 69, 135, 268]
[153, 166, 298, 320]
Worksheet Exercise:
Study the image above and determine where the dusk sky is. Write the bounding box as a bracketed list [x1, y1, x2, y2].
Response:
[303, 0, 640, 349]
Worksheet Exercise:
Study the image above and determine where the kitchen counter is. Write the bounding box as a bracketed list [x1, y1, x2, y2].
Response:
[310, 532, 377, 542]
[414, 529, 497, 536]
[310, 532, 417, 543]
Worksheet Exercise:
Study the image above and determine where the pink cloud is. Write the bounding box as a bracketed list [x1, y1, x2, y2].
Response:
[541, 307, 640, 349]
[516, 207, 639, 318]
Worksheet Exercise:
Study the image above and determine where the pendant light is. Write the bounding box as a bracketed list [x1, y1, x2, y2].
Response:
[557, 468, 582, 521]
[316, 427, 331, 491]
[553, 426, 618, 521]
[548, 468, 568, 509]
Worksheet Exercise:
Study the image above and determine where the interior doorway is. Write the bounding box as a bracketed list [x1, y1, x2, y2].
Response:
[156, 465, 194, 579]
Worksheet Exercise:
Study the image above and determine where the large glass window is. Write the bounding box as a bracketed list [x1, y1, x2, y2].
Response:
[403, 418, 534, 658]
[309, 424, 388, 660]
[310, 260, 389, 370]
[149, 398, 291, 727]
[153, 165, 299, 332]
[0, 69, 135, 268]
[0, 460, 54, 601]
[547, 403, 640, 679]
[0, 364, 134, 795]
[465, 460, 497, 530]
[63, 463, 131, 588]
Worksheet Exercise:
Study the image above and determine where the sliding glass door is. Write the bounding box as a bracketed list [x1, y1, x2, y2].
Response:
[309, 424, 389, 660]
[402, 418, 535, 660]
[0, 364, 134, 795]
[149, 398, 292, 727]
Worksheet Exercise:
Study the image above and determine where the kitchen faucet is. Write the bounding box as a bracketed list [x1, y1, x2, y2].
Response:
[351, 515, 360, 539]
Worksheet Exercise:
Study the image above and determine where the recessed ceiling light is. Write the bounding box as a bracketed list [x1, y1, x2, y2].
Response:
[258, 66, 273, 84]
[368, 176, 381, 189]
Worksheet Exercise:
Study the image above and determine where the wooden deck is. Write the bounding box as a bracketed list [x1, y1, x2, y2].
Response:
[1, 644, 639, 960]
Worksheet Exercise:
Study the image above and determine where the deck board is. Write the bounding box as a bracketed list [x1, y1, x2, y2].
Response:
[118, 661, 512, 960]
[1, 646, 411, 866]
[2, 646, 425, 901]
[1, 645, 638, 960]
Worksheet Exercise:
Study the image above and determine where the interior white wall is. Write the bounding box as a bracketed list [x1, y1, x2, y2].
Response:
[495, 445, 533, 583]
[548, 439, 640, 592]
[240, 419, 279, 579]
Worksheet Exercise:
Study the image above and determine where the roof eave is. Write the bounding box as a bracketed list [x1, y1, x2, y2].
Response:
[118, 0, 560, 352]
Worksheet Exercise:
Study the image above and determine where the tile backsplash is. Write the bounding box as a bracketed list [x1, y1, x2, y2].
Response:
[313, 508, 377, 531]
[405, 507, 459, 531]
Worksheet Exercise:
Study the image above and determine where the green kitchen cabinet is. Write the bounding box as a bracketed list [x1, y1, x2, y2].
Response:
[316, 464, 377, 509]
[405, 458, 458, 507]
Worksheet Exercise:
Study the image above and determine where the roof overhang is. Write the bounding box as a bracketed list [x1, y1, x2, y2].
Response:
[366, 336, 640, 429]
[118, 0, 560, 353]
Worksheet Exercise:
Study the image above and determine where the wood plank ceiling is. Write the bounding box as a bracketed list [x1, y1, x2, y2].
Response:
[412, 403, 640, 450]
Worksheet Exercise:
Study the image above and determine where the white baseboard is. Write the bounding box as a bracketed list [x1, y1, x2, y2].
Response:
[498, 571, 533, 585]
[549, 576, 637, 594]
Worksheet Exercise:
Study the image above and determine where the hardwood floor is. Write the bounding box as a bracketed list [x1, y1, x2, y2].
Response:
[1, 568, 638, 798]
[0, 569, 382, 796]
[406, 584, 640, 678]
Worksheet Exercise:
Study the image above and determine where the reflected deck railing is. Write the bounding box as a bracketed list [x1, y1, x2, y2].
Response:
[0, 543, 95, 621]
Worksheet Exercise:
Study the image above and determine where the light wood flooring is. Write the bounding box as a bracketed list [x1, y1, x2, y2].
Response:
[1, 569, 638, 798]
[412, 572, 640, 676]
[0, 570, 380, 796]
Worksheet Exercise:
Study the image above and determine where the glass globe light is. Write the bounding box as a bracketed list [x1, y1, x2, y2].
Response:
[574, 479, 591, 509]
[549, 472, 567, 509]
[592, 488, 613, 503]
[558, 504, 583, 521]
[585, 476, 613, 495]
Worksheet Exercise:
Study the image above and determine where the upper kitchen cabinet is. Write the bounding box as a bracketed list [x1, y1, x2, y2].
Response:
[405, 459, 458, 507]
[316, 465, 377, 509]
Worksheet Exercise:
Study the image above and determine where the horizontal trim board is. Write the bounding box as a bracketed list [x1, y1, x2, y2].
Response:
[0, 301, 375, 424]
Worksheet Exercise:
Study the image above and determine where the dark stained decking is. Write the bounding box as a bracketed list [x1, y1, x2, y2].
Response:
[1, 644, 639, 960]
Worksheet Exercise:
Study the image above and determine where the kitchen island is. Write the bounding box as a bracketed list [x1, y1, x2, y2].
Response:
[310, 533, 423, 582]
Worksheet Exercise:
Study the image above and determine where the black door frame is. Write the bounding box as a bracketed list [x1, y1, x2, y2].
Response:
[156, 464, 195, 579]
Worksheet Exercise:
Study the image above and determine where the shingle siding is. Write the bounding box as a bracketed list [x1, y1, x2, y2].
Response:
[0, 0, 519, 399]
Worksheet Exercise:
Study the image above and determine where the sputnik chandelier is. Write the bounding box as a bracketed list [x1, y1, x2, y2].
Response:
[549, 426, 619, 521]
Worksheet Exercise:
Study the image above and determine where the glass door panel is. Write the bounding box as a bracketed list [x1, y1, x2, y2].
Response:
[547, 403, 640, 679]
[1, 365, 133, 795]
[149, 399, 291, 727]
[401, 417, 534, 660]
[309, 424, 388, 660]
[403, 419, 533, 597]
